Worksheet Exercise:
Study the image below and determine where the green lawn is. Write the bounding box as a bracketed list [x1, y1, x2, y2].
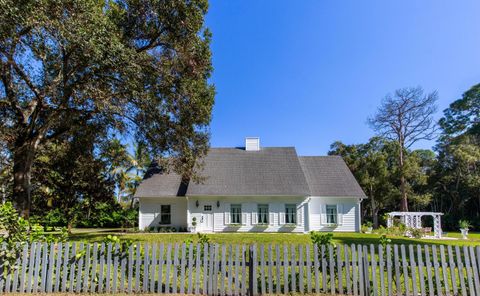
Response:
[63, 228, 480, 246]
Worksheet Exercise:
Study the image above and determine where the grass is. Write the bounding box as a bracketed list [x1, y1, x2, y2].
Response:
[61, 228, 480, 246]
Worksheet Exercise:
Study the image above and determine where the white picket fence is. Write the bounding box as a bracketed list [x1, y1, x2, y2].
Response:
[0, 242, 479, 295]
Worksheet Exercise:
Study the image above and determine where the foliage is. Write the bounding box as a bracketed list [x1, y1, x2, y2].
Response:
[197, 233, 211, 245]
[75, 202, 138, 228]
[310, 231, 335, 247]
[329, 137, 432, 227]
[103, 235, 121, 245]
[379, 235, 391, 248]
[409, 228, 423, 239]
[0, 202, 68, 269]
[458, 220, 472, 230]
[0, 0, 215, 216]
[0, 202, 29, 266]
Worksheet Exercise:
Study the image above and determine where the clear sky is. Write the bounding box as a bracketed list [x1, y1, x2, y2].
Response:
[205, 0, 480, 155]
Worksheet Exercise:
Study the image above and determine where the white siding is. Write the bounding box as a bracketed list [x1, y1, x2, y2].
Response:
[308, 196, 361, 232]
[138, 195, 362, 233]
[138, 197, 188, 230]
[187, 196, 309, 233]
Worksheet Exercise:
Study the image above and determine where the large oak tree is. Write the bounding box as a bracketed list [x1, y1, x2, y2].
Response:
[0, 0, 215, 216]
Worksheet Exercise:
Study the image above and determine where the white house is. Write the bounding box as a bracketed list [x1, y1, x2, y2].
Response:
[135, 138, 366, 233]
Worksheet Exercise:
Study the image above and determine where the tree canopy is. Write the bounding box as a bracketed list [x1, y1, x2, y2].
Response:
[0, 0, 215, 216]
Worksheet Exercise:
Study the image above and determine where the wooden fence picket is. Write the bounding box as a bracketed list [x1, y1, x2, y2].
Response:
[385, 244, 392, 296]
[469, 246, 480, 296]
[431, 245, 441, 295]
[447, 245, 458, 296]
[173, 243, 179, 294]
[149, 243, 156, 293]
[463, 245, 475, 295]
[267, 244, 273, 294]
[314, 244, 320, 294]
[18, 243, 29, 293]
[408, 245, 418, 296]
[291, 244, 296, 293]
[127, 244, 133, 294]
[370, 244, 378, 296]
[276, 245, 282, 294]
[416, 245, 425, 296]
[329, 245, 335, 294]
[352, 244, 358, 296]
[439, 245, 450, 296]
[455, 245, 467, 296]
[188, 243, 194, 295]
[306, 244, 312, 293]
[98, 243, 106, 293]
[260, 245, 266, 295]
[345, 244, 351, 295]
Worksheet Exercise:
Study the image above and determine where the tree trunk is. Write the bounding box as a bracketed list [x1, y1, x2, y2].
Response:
[370, 184, 378, 228]
[12, 144, 36, 218]
[398, 143, 409, 211]
[373, 207, 379, 229]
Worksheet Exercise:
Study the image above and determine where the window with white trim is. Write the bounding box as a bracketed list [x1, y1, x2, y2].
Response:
[257, 204, 269, 224]
[160, 205, 171, 224]
[230, 204, 242, 224]
[285, 204, 297, 224]
[326, 205, 337, 224]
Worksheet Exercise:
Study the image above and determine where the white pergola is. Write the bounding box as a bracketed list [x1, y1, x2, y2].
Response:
[386, 212, 443, 238]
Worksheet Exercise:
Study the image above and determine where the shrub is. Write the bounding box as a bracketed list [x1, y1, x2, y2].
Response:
[43, 208, 68, 228]
[310, 231, 335, 247]
[409, 228, 423, 239]
[379, 234, 391, 247]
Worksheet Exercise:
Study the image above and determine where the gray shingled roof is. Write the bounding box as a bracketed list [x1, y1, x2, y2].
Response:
[135, 148, 366, 198]
[134, 166, 186, 198]
[186, 147, 310, 196]
[299, 156, 366, 197]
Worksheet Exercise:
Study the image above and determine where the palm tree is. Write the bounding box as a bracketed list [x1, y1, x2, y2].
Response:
[125, 141, 151, 207]
[108, 140, 150, 206]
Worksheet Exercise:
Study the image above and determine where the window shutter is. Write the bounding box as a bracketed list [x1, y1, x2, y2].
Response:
[252, 203, 258, 225]
[337, 204, 344, 225]
[279, 209, 285, 225]
[224, 203, 230, 225]
[320, 204, 327, 225]
[297, 205, 303, 226]
[269, 213, 275, 226]
[170, 204, 174, 225]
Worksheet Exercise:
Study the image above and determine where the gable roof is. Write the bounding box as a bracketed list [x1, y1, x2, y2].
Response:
[299, 156, 366, 197]
[135, 147, 366, 198]
[186, 147, 310, 196]
[134, 166, 187, 198]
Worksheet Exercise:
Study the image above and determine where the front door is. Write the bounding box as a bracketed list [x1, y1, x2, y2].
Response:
[200, 204, 214, 232]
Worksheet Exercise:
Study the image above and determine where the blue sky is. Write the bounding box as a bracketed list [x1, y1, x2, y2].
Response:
[205, 0, 480, 155]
